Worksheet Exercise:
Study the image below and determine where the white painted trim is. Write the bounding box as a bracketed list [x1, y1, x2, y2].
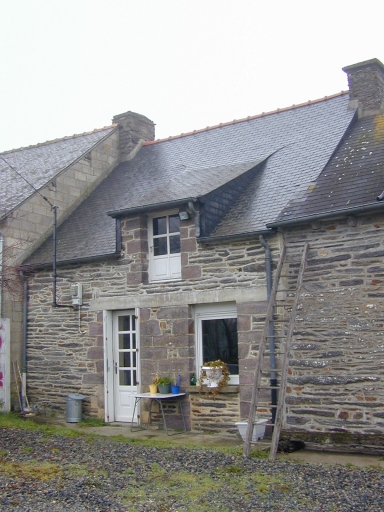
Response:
[148, 210, 181, 282]
[194, 303, 239, 385]
[103, 310, 114, 422]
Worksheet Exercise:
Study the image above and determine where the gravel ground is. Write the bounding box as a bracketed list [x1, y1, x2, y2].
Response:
[0, 427, 383, 511]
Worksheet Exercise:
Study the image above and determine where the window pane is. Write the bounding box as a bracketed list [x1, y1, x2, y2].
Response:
[118, 316, 130, 331]
[119, 333, 131, 350]
[169, 235, 180, 254]
[119, 352, 131, 368]
[154, 237, 168, 256]
[153, 217, 167, 236]
[119, 370, 131, 386]
[169, 214, 180, 233]
[202, 318, 238, 374]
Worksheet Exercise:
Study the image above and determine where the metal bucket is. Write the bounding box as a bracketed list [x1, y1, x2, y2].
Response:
[66, 393, 85, 423]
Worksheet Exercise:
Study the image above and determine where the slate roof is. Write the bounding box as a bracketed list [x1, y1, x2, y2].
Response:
[0, 126, 117, 219]
[274, 113, 384, 225]
[26, 92, 356, 266]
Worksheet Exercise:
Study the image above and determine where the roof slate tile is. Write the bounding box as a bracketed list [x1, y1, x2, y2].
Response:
[26, 94, 356, 265]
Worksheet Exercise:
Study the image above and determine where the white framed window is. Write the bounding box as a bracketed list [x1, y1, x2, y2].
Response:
[195, 303, 239, 385]
[148, 211, 181, 282]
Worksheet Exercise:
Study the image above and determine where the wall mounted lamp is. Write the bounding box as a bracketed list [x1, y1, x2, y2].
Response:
[178, 211, 190, 220]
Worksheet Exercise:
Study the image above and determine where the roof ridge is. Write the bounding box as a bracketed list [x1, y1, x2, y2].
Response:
[143, 91, 350, 146]
[0, 124, 118, 155]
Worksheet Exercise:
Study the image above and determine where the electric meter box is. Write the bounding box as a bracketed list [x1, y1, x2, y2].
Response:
[70, 282, 83, 305]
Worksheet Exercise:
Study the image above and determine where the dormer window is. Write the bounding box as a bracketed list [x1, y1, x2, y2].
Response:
[148, 212, 181, 281]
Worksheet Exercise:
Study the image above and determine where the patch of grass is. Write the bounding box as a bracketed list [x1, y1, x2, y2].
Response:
[21, 446, 33, 454]
[0, 460, 62, 481]
[378, 456, 384, 461]
[78, 417, 107, 427]
[66, 464, 89, 477]
[0, 412, 84, 438]
[215, 465, 242, 474]
[119, 464, 225, 509]
[119, 462, 286, 510]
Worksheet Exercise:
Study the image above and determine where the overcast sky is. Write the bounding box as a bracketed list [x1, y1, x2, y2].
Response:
[0, 0, 382, 153]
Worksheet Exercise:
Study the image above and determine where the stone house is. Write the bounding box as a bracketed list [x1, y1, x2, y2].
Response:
[0, 112, 154, 410]
[8, 58, 384, 444]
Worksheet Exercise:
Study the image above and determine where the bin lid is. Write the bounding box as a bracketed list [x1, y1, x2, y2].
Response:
[67, 393, 85, 400]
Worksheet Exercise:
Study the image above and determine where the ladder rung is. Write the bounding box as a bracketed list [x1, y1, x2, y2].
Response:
[243, 242, 309, 461]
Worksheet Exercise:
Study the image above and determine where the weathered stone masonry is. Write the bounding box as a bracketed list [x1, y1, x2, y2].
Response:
[2, 131, 119, 372]
[281, 214, 384, 435]
[25, 209, 384, 439]
[26, 213, 270, 430]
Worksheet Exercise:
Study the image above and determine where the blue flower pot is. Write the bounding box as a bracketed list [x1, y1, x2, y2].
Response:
[171, 385, 180, 394]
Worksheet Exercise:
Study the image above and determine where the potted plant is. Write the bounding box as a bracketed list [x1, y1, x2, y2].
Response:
[199, 359, 230, 399]
[149, 374, 160, 395]
[171, 374, 181, 394]
[157, 375, 172, 394]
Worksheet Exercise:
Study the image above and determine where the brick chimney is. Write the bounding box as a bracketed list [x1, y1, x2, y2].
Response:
[343, 58, 384, 118]
[112, 111, 155, 162]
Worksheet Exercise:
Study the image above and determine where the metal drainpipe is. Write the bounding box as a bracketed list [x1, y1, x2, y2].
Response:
[259, 235, 277, 424]
[188, 201, 200, 237]
[20, 272, 28, 410]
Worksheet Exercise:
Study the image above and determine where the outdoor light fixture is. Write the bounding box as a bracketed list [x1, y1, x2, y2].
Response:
[178, 211, 190, 220]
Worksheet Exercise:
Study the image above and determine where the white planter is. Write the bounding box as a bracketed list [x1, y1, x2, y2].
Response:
[235, 419, 269, 442]
[201, 366, 223, 388]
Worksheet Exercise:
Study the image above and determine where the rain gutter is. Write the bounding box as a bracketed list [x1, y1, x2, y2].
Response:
[267, 202, 384, 229]
[107, 198, 197, 218]
[198, 228, 275, 244]
[19, 251, 121, 272]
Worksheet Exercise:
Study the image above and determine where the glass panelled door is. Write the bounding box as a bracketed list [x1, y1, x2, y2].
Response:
[113, 311, 138, 422]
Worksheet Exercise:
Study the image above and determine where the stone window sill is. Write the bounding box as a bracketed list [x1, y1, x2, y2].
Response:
[186, 385, 239, 394]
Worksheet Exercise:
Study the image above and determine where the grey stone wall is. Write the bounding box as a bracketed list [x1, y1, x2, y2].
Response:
[25, 213, 269, 426]
[279, 214, 384, 434]
[25, 209, 384, 438]
[1, 131, 119, 376]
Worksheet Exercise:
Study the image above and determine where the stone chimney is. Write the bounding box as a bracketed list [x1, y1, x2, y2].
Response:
[112, 111, 155, 162]
[343, 58, 384, 118]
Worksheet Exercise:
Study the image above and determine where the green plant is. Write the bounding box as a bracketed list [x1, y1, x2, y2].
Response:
[78, 417, 107, 427]
[157, 375, 172, 385]
[199, 359, 230, 399]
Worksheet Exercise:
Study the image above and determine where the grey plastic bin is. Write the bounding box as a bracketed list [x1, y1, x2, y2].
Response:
[66, 393, 85, 423]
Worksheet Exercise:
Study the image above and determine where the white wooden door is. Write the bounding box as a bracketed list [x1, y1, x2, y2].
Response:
[113, 311, 139, 422]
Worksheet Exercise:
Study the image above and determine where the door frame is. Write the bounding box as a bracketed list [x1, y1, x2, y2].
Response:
[103, 308, 141, 423]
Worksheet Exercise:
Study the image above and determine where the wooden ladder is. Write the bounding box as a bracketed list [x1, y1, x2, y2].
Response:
[243, 242, 309, 460]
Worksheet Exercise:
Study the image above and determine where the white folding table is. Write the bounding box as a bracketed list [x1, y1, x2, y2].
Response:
[130, 392, 187, 435]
